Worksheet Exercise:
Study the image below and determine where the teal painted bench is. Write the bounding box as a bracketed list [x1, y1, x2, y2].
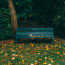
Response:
[16, 28, 54, 43]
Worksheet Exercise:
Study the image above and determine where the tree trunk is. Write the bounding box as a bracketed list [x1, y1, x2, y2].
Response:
[8, 0, 18, 34]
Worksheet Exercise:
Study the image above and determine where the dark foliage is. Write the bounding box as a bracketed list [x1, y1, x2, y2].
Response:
[0, 0, 65, 40]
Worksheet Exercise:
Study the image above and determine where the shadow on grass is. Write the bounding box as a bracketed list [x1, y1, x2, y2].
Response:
[17, 38, 52, 44]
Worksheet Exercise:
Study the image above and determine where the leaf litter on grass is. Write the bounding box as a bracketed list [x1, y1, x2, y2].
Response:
[0, 39, 65, 65]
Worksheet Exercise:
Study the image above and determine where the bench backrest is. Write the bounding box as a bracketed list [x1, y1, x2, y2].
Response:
[16, 28, 54, 32]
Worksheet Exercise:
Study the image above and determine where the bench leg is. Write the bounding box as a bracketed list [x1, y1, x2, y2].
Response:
[51, 37, 54, 43]
[16, 38, 19, 43]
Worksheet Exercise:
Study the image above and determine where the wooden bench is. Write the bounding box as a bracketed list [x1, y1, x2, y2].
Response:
[16, 28, 54, 43]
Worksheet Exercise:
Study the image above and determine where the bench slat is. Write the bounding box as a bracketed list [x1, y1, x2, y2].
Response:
[16, 28, 53, 32]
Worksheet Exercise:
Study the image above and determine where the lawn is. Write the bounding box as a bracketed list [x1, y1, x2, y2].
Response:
[0, 39, 65, 65]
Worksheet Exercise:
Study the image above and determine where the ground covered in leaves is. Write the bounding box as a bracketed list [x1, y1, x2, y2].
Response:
[0, 39, 65, 65]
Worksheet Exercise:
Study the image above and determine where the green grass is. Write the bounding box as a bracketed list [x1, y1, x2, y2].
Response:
[0, 40, 65, 65]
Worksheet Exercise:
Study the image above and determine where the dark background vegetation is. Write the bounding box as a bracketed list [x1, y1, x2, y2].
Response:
[0, 0, 65, 40]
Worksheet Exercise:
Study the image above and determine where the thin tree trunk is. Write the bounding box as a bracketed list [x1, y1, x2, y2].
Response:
[8, 0, 18, 33]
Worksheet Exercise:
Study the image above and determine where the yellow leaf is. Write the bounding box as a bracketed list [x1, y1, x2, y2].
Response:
[8, 62, 12, 65]
[46, 48, 49, 50]
[43, 61, 47, 64]
[22, 60, 24, 64]
[20, 56, 24, 58]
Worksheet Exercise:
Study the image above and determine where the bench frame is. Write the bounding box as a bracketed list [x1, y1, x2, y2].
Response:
[16, 28, 54, 43]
